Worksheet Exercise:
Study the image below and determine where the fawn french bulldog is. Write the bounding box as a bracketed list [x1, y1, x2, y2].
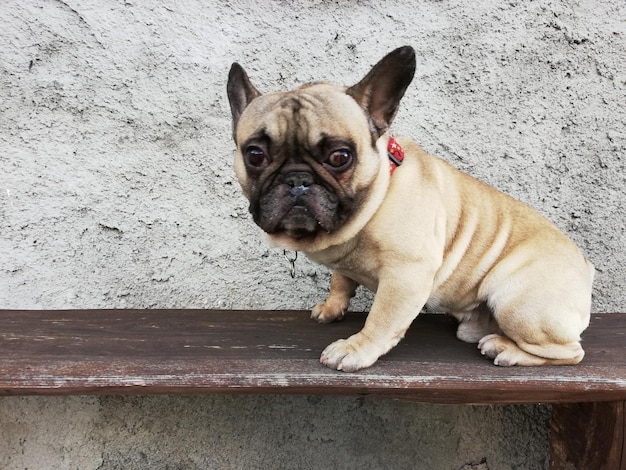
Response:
[227, 46, 594, 371]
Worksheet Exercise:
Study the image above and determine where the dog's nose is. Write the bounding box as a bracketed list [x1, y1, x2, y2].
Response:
[284, 171, 314, 189]
[290, 185, 309, 197]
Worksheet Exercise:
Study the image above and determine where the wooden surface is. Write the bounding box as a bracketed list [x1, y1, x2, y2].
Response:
[0, 310, 624, 404]
[550, 401, 625, 470]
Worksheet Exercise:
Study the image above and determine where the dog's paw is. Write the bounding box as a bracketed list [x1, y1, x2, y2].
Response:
[320, 335, 380, 372]
[311, 301, 345, 323]
[478, 334, 519, 366]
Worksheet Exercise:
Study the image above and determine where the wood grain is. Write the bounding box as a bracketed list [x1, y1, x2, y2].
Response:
[550, 400, 625, 470]
[0, 310, 624, 404]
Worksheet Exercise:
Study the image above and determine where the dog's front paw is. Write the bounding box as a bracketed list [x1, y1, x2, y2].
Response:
[311, 301, 346, 323]
[320, 334, 380, 372]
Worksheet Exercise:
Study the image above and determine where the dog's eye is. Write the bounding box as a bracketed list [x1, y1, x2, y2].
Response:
[325, 149, 353, 171]
[244, 146, 269, 168]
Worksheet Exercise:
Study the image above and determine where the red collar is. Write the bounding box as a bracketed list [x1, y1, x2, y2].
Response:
[387, 135, 404, 175]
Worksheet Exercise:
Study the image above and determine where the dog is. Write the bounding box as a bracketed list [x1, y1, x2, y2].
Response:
[226, 46, 595, 372]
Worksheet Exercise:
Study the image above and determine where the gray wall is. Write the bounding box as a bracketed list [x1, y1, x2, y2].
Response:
[1, 0, 624, 468]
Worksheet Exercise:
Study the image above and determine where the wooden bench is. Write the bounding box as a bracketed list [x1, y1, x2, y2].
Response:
[0, 309, 624, 468]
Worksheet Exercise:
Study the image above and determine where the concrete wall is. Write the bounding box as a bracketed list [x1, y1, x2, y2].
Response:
[1, 0, 624, 468]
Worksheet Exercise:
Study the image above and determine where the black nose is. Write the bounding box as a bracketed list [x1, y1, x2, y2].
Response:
[290, 185, 309, 197]
[284, 171, 314, 189]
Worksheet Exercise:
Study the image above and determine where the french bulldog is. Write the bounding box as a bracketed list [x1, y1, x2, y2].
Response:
[227, 46, 595, 372]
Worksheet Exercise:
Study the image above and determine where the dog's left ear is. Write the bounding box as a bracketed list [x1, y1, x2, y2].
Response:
[227, 63, 262, 139]
[347, 46, 416, 137]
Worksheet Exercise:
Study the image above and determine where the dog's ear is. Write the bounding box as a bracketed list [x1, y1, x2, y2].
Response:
[227, 63, 262, 139]
[346, 46, 416, 137]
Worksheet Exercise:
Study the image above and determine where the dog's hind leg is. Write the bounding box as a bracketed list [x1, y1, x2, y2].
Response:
[450, 304, 500, 343]
[478, 333, 585, 366]
[477, 248, 593, 366]
[477, 295, 589, 366]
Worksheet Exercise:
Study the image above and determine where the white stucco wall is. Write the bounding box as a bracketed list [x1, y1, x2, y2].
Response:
[1, 1, 624, 468]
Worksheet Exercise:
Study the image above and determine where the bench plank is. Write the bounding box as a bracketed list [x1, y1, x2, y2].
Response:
[0, 310, 624, 404]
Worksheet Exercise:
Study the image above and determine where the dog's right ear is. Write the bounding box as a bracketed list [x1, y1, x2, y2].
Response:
[227, 63, 262, 139]
[347, 46, 416, 138]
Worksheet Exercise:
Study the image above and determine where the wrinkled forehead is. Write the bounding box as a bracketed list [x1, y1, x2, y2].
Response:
[235, 84, 369, 146]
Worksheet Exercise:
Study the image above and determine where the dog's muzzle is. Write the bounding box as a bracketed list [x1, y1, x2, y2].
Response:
[290, 184, 309, 197]
[284, 170, 313, 204]
[285, 170, 313, 188]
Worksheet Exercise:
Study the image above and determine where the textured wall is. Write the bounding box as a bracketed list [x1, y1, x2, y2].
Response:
[1, 0, 624, 468]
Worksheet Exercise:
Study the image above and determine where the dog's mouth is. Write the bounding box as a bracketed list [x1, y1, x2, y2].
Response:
[254, 181, 341, 239]
[280, 206, 320, 236]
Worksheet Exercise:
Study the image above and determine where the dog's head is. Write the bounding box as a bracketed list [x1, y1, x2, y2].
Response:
[227, 46, 416, 251]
